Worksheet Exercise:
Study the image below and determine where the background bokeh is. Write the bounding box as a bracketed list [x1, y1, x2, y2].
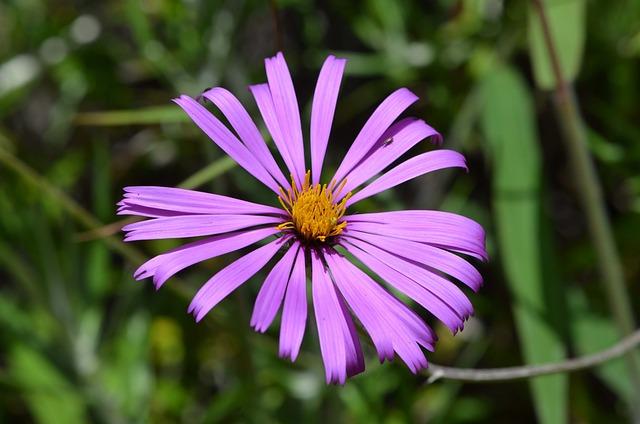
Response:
[1, 0, 639, 422]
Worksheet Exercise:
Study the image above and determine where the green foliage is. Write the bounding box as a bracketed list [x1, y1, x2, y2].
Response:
[0, 0, 638, 422]
[9, 344, 88, 424]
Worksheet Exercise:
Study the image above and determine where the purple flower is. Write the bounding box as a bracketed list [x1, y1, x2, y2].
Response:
[119, 52, 487, 384]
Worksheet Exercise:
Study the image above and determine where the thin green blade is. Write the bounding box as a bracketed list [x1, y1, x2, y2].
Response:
[481, 64, 568, 424]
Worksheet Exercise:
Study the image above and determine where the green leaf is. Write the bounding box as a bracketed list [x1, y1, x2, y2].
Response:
[481, 64, 568, 424]
[9, 344, 87, 424]
[529, 0, 586, 89]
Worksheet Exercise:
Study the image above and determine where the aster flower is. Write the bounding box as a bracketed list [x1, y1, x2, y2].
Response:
[118, 52, 486, 384]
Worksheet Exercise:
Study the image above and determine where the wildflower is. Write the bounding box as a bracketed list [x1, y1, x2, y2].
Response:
[118, 52, 486, 384]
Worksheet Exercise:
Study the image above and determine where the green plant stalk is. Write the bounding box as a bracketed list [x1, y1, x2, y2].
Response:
[554, 87, 640, 393]
[532, 0, 640, 412]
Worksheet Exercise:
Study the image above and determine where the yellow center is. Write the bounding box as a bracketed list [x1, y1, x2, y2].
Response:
[277, 171, 351, 242]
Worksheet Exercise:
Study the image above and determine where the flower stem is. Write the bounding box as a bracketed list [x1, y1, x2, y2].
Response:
[531, 0, 640, 413]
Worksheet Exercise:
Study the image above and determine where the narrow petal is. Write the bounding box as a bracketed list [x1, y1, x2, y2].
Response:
[346, 220, 486, 263]
[347, 210, 485, 237]
[123, 214, 282, 241]
[326, 250, 434, 373]
[335, 289, 366, 378]
[134, 227, 278, 289]
[341, 239, 466, 333]
[202, 87, 289, 189]
[331, 88, 419, 185]
[251, 242, 300, 332]
[189, 237, 288, 322]
[311, 249, 364, 384]
[346, 150, 467, 207]
[340, 118, 441, 195]
[249, 83, 298, 187]
[346, 210, 487, 260]
[323, 248, 434, 371]
[312, 249, 346, 383]
[264, 52, 306, 186]
[121, 186, 285, 216]
[173, 95, 280, 193]
[117, 205, 182, 218]
[340, 232, 474, 317]
[346, 230, 482, 291]
[310, 55, 347, 185]
[279, 245, 307, 361]
[322, 249, 393, 362]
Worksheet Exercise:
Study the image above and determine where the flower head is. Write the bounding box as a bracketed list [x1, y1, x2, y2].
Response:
[119, 52, 487, 384]
[277, 171, 350, 242]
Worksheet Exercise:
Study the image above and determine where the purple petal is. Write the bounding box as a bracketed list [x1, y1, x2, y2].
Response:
[322, 249, 393, 362]
[346, 229, 482, 291]
[335, 287, 366, 378]
[249, 83, 299, 187]
[123, 214, 281, 241]
[121, 186, 285, 216]
[189, 237, 288, 322]
[323, 248, 434, 372]
[347, 210, 485, 237]
[312, 252, 347, 384]
[202, 87, 289, 189]
[346, 150, 467, 207]
[310, 55, 347, 185]
[331, 88, 419, 185]
[251, 242, 300, 333]
[311, 249, 364, 384]
[173, 95, 280, 193]
[264, 52, 306, 187]
[117, 205, 182, 218]
[340, 232, 474, 317]
[341, 239, 466, 333]
[346, 220, 486, 263]
[134, 227, 278, 289]
[279, 245, 307, 361]
[340, 118, 441, 195]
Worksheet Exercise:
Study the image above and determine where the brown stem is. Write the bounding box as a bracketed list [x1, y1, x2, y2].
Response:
[531, 0, 640, 415]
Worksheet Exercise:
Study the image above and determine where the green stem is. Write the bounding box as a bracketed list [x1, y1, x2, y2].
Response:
[532, 0, 640, 413]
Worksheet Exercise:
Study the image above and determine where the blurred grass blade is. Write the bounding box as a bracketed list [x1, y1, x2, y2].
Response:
[481, 64, 568, 424]
[0, 144, 143, 264]
[178, 156, 235, 189]
[74, 105, 188, 126]
[528, 0, 586, 89]
[100, 313, 152, 419]
[0, 143, 193, 302]
[9, 344, 88, 423]
[88, 140, 111, 299]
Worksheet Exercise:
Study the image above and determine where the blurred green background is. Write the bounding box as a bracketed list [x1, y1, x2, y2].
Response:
[1, 0, 639, 422]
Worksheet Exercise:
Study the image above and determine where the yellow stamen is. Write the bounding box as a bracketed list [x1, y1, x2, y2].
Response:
[277, 171, 351, 242]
